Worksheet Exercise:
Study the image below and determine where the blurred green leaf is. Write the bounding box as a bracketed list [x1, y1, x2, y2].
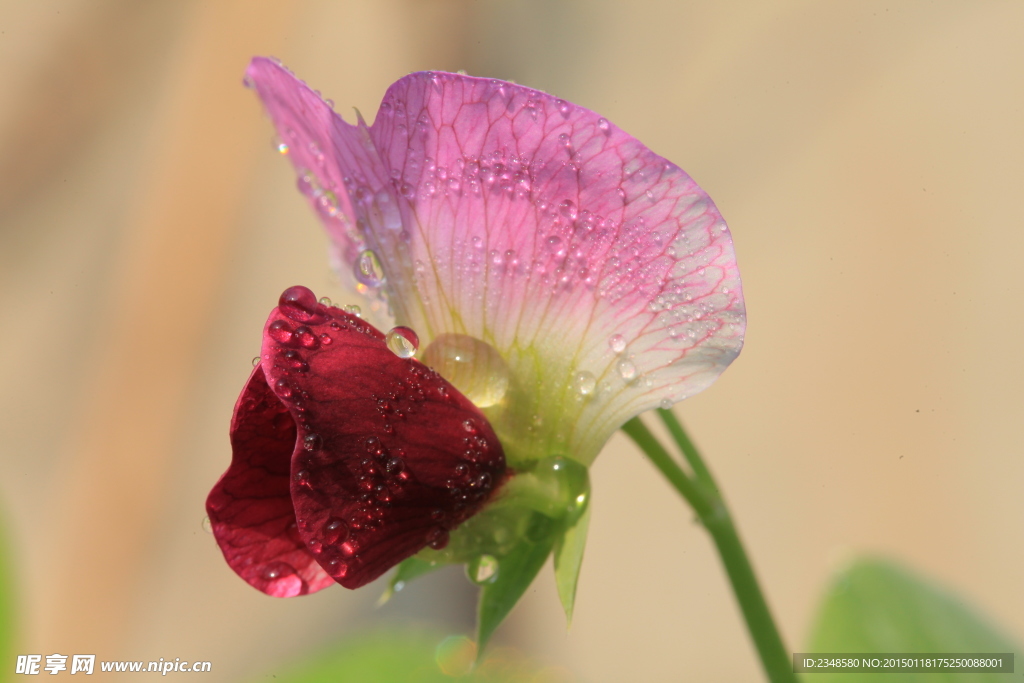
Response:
[553, 504, 590, 628]
[807, 556, 1020, 682]
[379, 556, 443, 605]
[0, 515, 14, 683]
[477, 514, 557, 655]
[260, 630, 570, 683]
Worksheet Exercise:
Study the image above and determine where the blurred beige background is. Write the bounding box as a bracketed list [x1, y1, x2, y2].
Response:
[1, 1, 1022, 681]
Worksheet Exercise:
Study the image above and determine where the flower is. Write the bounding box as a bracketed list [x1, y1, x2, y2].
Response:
[209, 58, 744, 638]
[206, 286, 506, 596]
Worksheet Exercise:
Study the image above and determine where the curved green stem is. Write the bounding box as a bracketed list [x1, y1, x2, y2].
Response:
[622, 415, 796, 683]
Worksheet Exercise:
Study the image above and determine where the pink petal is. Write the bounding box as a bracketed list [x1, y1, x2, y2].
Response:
[206, 366, 335, 597]
[246, 59, 744, 465]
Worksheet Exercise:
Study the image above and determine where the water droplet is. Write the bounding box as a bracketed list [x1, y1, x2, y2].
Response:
[467, 554, 499, 584]
[201, 516, 213, 533]
[303, 433, 322, 451]
[251, 356, 261, 367]
[318, 296, 332, 306]
[268, 320, 294, 344]
[574, 370, 596, 396]
[617, 359, 637, 381]
[659, 398, 673, 411]
[262, 561, 295, 580]
[609, 334, 626, 353]
[343, 304, 362, 318]
[420, 334, 510, 408]
[354, 250, 385, 288]
[291, 326, 316, 349]
[427, 527, 449, 550]
[386, 326, 419, 358]
[276, 141, 289, 155]
[385, 457, 405, 474]
[323, 517, 349, 544]
[279, 286, 319, 322]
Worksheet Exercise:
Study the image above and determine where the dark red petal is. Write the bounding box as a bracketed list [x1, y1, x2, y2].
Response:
[262, 287, 506, 589]
[206, 366, 335, 597]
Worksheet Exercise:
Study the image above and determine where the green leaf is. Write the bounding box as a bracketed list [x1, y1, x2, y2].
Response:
[553, 503, 591, 628]
[378, 556, 443, 605]
[476, 513, 557, 655]
[0, 515, 15, 683]
[808, 556, 1021, 683]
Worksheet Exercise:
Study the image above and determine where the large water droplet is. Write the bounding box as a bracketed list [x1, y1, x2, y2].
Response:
[386, 326, 419, 358]
[467, 554, 499, 585]
[574, 370, 596, 396]
[279, 286, 319, 322]
[534, 456, 590, 523]
[354, 249, 385, 288]
[420, 334, 509, 408]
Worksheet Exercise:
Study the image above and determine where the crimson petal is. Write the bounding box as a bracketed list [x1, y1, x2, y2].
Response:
[212, 286, 506, 592]
[206, 366, 335, 597]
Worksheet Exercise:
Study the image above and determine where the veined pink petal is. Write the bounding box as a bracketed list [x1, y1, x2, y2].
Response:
[246, 58, 744, 465]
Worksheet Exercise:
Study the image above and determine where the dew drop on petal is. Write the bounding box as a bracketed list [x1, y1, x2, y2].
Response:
[609, 334, 626, 354]
[420, 334, 509, 408]
[467, 554, 499, 585]
[262, 561, 295, 580]
[354, 250, 385, 288]
[268, 320, 294, 344]
[427, 527, 450, 550]
[659, 398, 673, 410]
[574, 370, 596, 396]
[385, 326, 419, 358]
[617, 359, 637, 381]
[303, 433, 322, 451]
[323, 517, 349, 544]
[279, 286, 319, 322]
[201, 516, 213, 533]
[343, 304, 362, 318]
[251, 356, 261, 367]
[597, 117, 610, 133]
[318, 296, 332, 306]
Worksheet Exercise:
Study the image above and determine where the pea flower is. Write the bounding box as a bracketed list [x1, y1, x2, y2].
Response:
[207, 58, 744, 643]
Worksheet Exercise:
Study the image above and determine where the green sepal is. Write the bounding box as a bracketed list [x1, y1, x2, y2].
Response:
[378, 556, 442, 606]
[553, 501, 591, 628]
[808, 556, 1021, 683]
[475, 512, 558, 656]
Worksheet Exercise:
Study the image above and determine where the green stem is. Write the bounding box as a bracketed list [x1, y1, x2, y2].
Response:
[622, 415, 796, 683]
[657, 407, 716, 491]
